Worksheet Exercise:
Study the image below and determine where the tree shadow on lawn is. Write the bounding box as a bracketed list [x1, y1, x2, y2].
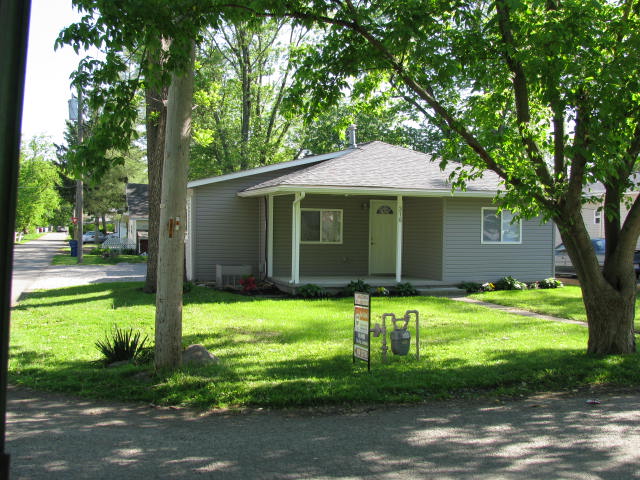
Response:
[8, 341, 640, 410]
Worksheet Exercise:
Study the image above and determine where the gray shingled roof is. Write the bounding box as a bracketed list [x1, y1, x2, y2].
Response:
[241, 141, 502, 195]
[125, 183, 149, 218]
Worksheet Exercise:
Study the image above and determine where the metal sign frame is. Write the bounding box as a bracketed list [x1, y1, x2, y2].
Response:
[353, 291, 371, 371]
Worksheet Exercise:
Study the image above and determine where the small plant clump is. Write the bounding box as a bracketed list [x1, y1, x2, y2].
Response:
[95, 326, 148, 365]
[458, 281, 495, 293]
[494, 276, 528, 291]
[537, 278, 564, 289]
[344, 279, 371, 295]
[373, 286, 390, 297]
[395, 282, 418, 296]
[240, 275, 257, 293]
[296, 284, 328, 298]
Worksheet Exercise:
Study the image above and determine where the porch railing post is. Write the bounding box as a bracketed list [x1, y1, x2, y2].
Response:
[267, 194, 273, 278]
[396, 195, 403, 283]
[291, 192, 305, 284]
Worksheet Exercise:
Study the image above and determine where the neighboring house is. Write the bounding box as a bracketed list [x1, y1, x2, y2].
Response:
[186, 139, 554, 291]
[117, 183, 149, 253]
[554, 176, 640, 249]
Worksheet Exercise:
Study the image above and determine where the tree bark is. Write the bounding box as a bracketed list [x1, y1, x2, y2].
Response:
[143, 40, 170, 294]
[557, 215, 637, 355]
[154, 44, 195, 371]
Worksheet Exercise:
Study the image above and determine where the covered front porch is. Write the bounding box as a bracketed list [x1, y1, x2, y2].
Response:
[256, 192, 447, 289]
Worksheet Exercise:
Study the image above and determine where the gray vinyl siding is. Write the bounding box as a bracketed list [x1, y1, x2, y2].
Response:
[402, 197, 443, 280]
[272, 194, 370, 277]
[191, 166, 305, 282]
[443, 198, 554, 283]
[273, 195, 292, 277]
[300, 195, 369, 276]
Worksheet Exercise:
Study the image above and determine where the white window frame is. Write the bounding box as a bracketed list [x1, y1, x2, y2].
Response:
[481, 207, 522, 244]
[300, 208, 343, 245]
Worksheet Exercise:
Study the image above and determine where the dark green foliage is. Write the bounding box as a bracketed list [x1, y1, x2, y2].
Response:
[296, 284, 328, 298]
[395, 282, 418, 296]
[495, 276, 528, 291]
[458, 282, 484, 293]
[372, 286, 390, 297]
[183, 281, 194, 294]
[344, 279, 371, 296]
[95, 326, 148, 365]
[538, 278, 564, 289]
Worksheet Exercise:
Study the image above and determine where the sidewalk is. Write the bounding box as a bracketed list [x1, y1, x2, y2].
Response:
[11, 232, 146, 306]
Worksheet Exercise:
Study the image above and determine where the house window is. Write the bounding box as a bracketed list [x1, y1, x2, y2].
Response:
[301, 209, 342, 244]
[594, 209, 602, 225]
[481, 208, 521, 244]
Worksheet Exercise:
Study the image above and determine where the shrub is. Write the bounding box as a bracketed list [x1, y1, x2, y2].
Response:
[90, 247, 109, 256]
[538, 277, 563, 289]
[395, 282, 418, 296]
[296, 284, 328, 298]
[95, 326, 148, 365]
[458, 282, 482, 293]
[459, 281, 496, 293]
[183, 281, 194, 293]
[239, 275, 257, 293]
[495, 276, 528, 291]
[344, 279, 371, 296]
[373, 286, 390, 297]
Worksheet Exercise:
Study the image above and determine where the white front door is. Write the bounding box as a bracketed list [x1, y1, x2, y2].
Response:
[369, 200, 397, 274]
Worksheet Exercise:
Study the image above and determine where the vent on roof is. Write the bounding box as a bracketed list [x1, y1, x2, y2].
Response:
[347, 124, 357, 149]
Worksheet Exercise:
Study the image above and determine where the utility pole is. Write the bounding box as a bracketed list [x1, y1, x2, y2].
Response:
[69, 89, 84, 263]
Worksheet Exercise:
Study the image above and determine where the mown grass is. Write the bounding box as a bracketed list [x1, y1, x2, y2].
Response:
[15, 232, 46, 244]
[470, 286, 640, 329]
[9, 283, 640, 410]
[52, 254, 147, 265]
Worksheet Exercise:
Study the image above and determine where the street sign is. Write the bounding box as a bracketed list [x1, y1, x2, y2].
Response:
[353, 292, 371, 370]
[71, 217, 79, 224]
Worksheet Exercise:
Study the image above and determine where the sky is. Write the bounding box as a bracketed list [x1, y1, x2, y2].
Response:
[21, 0, 90, 145]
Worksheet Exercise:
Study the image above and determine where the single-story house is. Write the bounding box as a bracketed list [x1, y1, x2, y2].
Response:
[186, 139, 555, 291]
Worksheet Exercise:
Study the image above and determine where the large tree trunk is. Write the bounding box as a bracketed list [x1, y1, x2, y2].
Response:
[143, 40, 169, 294]
[154, 44, 194, 370]
[558, 218, 637, 355]
[581, 280, 636, 355]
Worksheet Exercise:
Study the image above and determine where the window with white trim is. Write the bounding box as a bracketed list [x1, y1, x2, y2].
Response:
[481, 208, 521, 244]
[301, 209, 343, 244]
[594, 209, 602, 225]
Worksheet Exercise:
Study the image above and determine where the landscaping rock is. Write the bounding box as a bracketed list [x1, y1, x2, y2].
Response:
[182, 344, 219, 366]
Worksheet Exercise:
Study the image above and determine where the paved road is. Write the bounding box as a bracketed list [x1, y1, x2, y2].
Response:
[7, 386, 639, 480]
[7, 234, 640, 479]
[11, 232, 146, 305]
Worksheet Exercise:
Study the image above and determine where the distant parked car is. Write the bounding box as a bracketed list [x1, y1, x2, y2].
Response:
[56, 226, 68, 232]
[82, 230, 106, 243]
[555, 238, 640, 278]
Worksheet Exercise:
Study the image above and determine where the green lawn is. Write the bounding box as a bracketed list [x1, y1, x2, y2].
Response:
[52, 254, 147, 265]
[15, 232, 46, 244]
[470, 286, 640, 329]
[9, 283, 640, 410]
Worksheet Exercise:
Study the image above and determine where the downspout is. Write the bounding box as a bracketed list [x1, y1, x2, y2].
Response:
[290, 192, 305, 284]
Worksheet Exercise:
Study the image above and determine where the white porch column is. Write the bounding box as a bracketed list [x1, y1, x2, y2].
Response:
[396, 195, 403, 283]
[267, 194, 274, 277]
[290, 192, 305, 284]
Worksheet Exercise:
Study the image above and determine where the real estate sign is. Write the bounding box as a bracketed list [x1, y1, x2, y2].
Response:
[353, 292, 371, 370]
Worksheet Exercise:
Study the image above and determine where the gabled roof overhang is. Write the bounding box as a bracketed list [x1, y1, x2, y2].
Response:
[237, 185, 497, 198]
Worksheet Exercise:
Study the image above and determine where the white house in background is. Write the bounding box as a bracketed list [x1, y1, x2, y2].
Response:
[554, 175, 640, 249]
[116, 183, 149, 253]
[185, 139, 555, 292]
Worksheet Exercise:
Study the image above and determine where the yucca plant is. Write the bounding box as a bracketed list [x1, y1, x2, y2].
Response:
[95, 326, 148, 365]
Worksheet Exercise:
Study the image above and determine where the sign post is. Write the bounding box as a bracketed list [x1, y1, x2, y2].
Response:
[353, 291, 371, 371]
